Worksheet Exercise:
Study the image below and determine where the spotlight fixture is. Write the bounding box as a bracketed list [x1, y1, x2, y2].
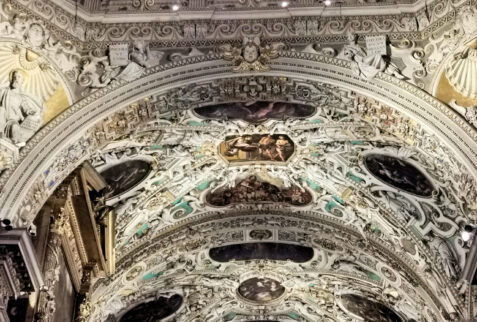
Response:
[462, 225, 474, 242]
[281, 1, 289, 7]
[324, 0, 331, 6]
[172, 4, 180, 11]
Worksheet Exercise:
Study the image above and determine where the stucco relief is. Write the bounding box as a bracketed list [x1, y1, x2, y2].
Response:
[78, 216, 446, 322]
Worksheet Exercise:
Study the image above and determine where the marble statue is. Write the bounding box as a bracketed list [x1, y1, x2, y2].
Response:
[0, 70, 44, 145]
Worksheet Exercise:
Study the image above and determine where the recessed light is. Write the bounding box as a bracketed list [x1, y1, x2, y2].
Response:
[324, 0, 331, 5]
[172, 4, 180, 11]
[281, 1, 289, 7]
[462, 230, 472, 241]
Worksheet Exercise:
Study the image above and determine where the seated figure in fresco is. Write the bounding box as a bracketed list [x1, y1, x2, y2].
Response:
[275, 135, 292, 161]
[258, 135, 276, 160]
[0, 69, 44, 145]
[224, 136, 258, 159]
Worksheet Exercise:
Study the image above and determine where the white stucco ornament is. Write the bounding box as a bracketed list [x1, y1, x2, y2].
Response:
[446, 47, 477, 99]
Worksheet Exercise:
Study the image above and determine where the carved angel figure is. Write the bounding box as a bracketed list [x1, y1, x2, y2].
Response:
[221, 36, 284, 72]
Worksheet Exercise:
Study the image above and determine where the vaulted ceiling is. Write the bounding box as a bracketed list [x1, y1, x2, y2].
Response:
[0, 0, 477, 321]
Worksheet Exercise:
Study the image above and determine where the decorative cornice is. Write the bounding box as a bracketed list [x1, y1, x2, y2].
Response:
[4, 0, 474, 48]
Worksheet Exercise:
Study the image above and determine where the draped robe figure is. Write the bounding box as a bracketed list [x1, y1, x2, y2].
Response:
[0, 70, 44, 145]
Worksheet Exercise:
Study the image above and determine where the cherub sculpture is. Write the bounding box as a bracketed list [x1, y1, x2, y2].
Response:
[221, 36, 285, 72]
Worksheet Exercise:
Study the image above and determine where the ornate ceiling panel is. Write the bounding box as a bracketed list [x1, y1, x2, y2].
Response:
[0, 0, 477, 320]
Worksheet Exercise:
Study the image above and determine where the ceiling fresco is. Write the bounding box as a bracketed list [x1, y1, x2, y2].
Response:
[209, 243, 314, 262]
[194, 101, 316, 123]
[364, 154, 434, 197]
[206, 176, 312, 206]
[0, 2, 477, 319]
[220, 134, 295, 163]
[119, 294, 183, 321]
[58, 79, 475, 321]
[238, 277, 286, 303]
[100, 159, 152, 198]
[340, 294, 403, 322]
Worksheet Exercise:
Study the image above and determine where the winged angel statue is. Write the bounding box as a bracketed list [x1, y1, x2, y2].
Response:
[221, 36, 285, 72]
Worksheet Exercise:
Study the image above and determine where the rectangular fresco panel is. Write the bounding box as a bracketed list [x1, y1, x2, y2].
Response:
[220, 134, 294, 162]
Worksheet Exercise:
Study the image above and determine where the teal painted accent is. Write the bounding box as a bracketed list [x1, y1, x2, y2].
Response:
[287, 312, 300, 320]
[152, 179, 163, 186]
[197, 181, 212, 191]
[311, 143, 319, 147]
[301, 177, 321, 191]
[142, 271, 164, 281]
[333, 196, 344, 204]
[350, 140, 364, 145]
[325, 201, 338, 212]
[372, 225, 381, 233]
[223, 312, 237, 321]
[150, 144, 164, 150]
[136, 223, 149, 236]
[172, 198, 182, 206]
[196, 153, 203, 159]
[347, 172, 363, 183]
[311, 119, 323, 123]
[366, 271, 381, 281]
[187, 121, 206, 126]
[308, 283, 315, 287]
[177, 202, 193, 214]
[142, 272, 158, 280]
[311, 152, 320, 157]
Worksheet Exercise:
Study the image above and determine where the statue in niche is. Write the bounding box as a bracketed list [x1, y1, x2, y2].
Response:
[0, 70, 44, 145]
[426, 234, 459, 279]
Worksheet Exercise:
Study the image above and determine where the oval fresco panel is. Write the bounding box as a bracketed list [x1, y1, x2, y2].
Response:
[100, 160, 151, 198]
[238, 277, 285, 303]
[364, 154, 434, 197]
[194, 101, 316, 123]
[119, 294, 183, 322]
[210, 243, 314, 263]
[341, 294, 402, 322]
